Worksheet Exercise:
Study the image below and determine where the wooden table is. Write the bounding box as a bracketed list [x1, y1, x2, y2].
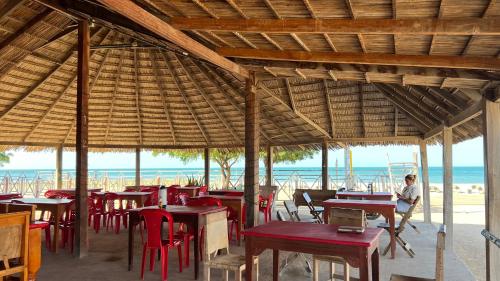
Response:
[176, 186, 201, 197]
[208, 190, 244, 196]
[94, 191, 151, 208]
[243, 221, 382, 281]
[196, 194, 244, 245]
[336, 192, 393, 201]
[323, 199, 397, 259]
[1, 198, 74, 253]
[128, 205, 227, 279]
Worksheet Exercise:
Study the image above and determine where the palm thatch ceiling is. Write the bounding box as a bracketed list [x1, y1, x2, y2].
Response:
[0, 0, 498, 151]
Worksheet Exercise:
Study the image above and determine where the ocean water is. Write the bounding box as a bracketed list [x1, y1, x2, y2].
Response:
[0, 166, 485, 184]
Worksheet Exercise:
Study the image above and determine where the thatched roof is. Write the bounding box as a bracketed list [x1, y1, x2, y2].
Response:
[0, 0, 497, 151]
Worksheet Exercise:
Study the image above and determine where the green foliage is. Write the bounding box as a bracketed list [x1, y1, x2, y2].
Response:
[0, 152, 11, 167]
[186, 175, 205, 186]
[270, 149, 316, 165]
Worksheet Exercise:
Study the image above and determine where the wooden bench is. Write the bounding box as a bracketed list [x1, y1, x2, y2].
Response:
[0, 212, 30, 280]
[293, 189, 336, 208]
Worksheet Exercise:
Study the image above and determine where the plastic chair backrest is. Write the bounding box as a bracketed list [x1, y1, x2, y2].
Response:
[199, 186, 208, 193]
[140, 209, 175, 248]
[186, 197, 222, 207]
[104, 193, 120, 212]
[399, 196, 420, 232]
[176, 192, 191, 206]
[140, 186, 159, 206]
[329, 207, 365, 227]
[167, 187, 179, 205]
[435, 224, 446, 281]
[259, 193, 273, 209]
[283, 200, 301, 222]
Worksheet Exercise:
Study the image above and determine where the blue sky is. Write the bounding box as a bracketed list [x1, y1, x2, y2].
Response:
[1, 137, 484, 170]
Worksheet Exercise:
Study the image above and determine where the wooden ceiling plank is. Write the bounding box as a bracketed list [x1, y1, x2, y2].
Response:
[175, 54, 241, 143]
[429, 0, 444, 55]
[461, 0, 494, 56]
[96, 0, 249, 78]
[149, 49, 176, 145]
[217, 48, 500, 70]
[0, 27, 104, 122]
[161, 51, 209, 144]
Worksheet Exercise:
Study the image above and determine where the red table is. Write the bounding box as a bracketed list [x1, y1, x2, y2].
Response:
[128, 205, 227, 279]
[323, 199, 397, 259]
[336, 192, 393, 201]
[94, 191, 151, 208]
[243, 221, 382, 281]
[208, 189, 244, 196]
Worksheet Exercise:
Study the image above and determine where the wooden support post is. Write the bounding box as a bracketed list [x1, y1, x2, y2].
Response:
[482, 97, 500, 281]
[135, 148, 141, 186]
[322, 140, 329, 191]
[442, 126, 453, 249]
[265, 145, 273, 187]
[244, 73, 260, 228]
[204, 148, 210, 187]
[55, 145, 63, 190]
[419, 140, 431, 223]
[75, 20, 89, 258]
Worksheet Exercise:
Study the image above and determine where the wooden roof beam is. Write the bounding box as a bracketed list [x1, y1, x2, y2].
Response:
[260, 82, 332, 138]
[169, 17, 500, 35]
[424, 101, 483, 140]
[96, 0, 249, 78]
[217, 48, 500, 70]
[323, 80, 336, 137]
[175, 54, 242, 144]
[161, 52, 210, 144]
[149, 50, 176, 145]
[0, 27, 104, 122]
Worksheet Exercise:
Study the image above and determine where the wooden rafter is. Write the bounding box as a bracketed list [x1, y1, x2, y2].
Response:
[133, 49, 143, 145]
[429, 0, 445, 55]
[390, 85, 446, 123]
[200, 63, 294, 143]
[323, 80, 336, 137]
[170, 17, 500, 35]
[175, 54, 241, 143]
[193, 61, 272, 142]
[373, 83, 432, 133]
[0, 27, 104, 122]
[424, 101, 482, 140]
[260, 82, 331, 138]
[290, 33, 310, 52]
[24, 31, 115, 142]
[344, 0, 366, 52]
[104, 51, 124, 144]
[161, 52, 209, 144]
[217, 48, 500, 70]
[96, 0, 249, 78]
[149, 49, 176, 144]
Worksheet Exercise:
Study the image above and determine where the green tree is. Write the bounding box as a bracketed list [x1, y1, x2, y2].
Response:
[0, 152, 11, 167]
[153, 149, 242, 189]
[260, 148, 316, 174]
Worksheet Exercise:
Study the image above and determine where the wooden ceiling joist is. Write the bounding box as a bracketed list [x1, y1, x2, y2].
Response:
[96, 0, 249, 78]
[170, 17, 500, 36]
[218, 48, 500, 70]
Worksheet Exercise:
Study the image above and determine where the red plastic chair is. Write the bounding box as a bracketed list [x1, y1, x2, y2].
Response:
[140, 186, 160, 206]
[198, 185, 208, 196]
[259, 192, 274, 223]
[88, 194, 104, 233]
[104, 193, 122, 234]
[228, 203, 246, 241]
[166, 186, 179, 205]
[140, 209, 183, 281]
[176, 192, 191, 206]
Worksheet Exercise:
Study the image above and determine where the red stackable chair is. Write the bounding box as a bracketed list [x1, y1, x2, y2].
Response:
[88, 193, 104, 233]
[176, 192, 191, 206]
[139, 209, 183, 281]
[198, 185, 208, 196]
[259, 192, 274, 223]
[228, 203, 246, 241]
[140, 186, 160, 206]
[104, 193, 123, 234]
[166, 186, 179, 205]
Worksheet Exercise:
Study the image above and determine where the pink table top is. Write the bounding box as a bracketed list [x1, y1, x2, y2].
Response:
[130, 205, 227, 215]
[6, 198, 74, 205]
[46, 188, 102, 193]
[243, 221, 383, 247]
[324, 199, 396, 208]
[337, 192, 392, 197]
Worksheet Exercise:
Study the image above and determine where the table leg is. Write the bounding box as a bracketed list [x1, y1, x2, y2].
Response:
[237, 206, 242, 246]
[273, 249, 279, 281]
[28, 228, 42, 281]
[358, 249, 370, 281]
[388, 211, 396, 259]
[52, 206, 62, 253]
[193, 217, 200, 280]
[245, 238, 254, 281]
[371, 247, 380, 281]
[128, 213, 135, 271]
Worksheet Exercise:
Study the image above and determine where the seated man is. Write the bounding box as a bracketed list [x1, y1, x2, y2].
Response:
[396, 174, 419, 213]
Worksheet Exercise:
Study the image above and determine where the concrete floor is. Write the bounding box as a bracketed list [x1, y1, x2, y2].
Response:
[36, 207, 476, 281]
